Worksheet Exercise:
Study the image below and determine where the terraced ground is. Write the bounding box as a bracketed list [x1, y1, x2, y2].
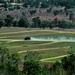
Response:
[0, 27, 75, 63]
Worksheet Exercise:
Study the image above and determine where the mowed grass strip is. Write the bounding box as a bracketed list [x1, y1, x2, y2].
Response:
[10, 41, 51, 45]
[7, 41, 57, 52]
[18, 47, 68, 62]
[0, 27, 28, 33]
[0, 27, 75, 34]
[40, 54, 69, 62]
[0, 28, 75, 38]
[18, 47, 67, 53]
[6, 41, 51, 48]
[0, 32, 75, 40]
[44, 58, 62, 63]
[0, 29, 57, 35]
[0, 30, 58, 38]
[6, 41, 75, 53]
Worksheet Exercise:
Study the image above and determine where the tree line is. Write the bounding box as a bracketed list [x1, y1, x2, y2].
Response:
[0, 14, 75, 29]
[0, 46, 75, 75]
[22, 0, 75, 9]
[0, 0, 75, 9]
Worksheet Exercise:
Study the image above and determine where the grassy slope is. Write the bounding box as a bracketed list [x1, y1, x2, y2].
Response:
[0, 27, 75, 62]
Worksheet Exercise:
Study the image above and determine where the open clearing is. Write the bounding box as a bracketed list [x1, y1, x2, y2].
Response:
[0, 27, 75, 62]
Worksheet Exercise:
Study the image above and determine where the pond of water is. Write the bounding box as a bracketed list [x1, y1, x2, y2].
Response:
[31, 36, 75, 42]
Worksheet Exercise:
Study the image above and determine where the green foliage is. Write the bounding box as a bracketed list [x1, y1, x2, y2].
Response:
[1, 0, 75, 9]
[0, 47, 22, 75]
[41, 21, 49, 29]
[23, 2, 28, 8]
[0, 19, 3, 28]
[5, 53, 21, 75]
[32, 17, 41, 28]
[16, 5, 20, 10]
[53, 10, 60, 16]
[0, 47, 9, 66]
[41, 2, 49, 8]
[0, 47, 9, 75]
[58, 20, 73, 29]
[48, 21, 54, 29]
[23, 0, 40, 8]
[24, 51, 42, 61]
[3, 2, 8, 8]
[13, 20, 18, 27]
[23, 59, 42, 75]
[22, 12, 26, 16]
[61, 53, 75, 75]
[42, 53, 75, 75]
[42, 64, 50, 75]
[5, 15, 14, 27]
[0, 0, 5, 3]
[69, 12, 74, 20]
[23, 51, 42, 75]
[47, 7, 52, 13]
[29, 10, 37, 15]
[22, 0, 75, 8]
[18, 17, 29, 28]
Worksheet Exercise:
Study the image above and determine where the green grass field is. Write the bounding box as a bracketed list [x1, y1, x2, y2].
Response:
[0, 27, 75, 62]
